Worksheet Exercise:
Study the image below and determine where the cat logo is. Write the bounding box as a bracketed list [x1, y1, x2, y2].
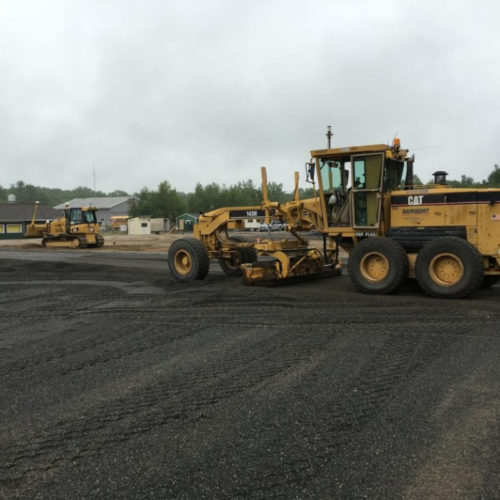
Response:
[408, 195, 424, 206]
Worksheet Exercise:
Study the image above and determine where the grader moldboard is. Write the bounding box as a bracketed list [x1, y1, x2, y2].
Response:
[26, 202, 104, 249]
[168, 134, 500, 298]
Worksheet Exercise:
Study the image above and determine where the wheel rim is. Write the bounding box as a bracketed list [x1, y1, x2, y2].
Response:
[174, 249, 193, 275]
[359, 251, 390, 282]
[428, 252, 464, 286]
[226, 258, 240, 270]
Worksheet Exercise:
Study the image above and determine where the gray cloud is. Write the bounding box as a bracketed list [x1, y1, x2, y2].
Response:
[1, 0, 499, 194]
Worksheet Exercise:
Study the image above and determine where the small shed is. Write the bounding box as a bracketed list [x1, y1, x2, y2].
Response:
[176, 213, 198, 232]
[128, 217, 167, 235]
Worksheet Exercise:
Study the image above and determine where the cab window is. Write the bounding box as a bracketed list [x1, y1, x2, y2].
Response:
[352, 154, 383, 227]
[83, 211, 97, 223]
[384, 159, 407, 191]
[319, 159, 342, 191]
[69, 208, 83, 224]
[353, 156, 383, 189]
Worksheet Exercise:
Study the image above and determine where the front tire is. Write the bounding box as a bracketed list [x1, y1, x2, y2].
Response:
[168, 238, 209, 281]
[348, 238, 408, 294]
[415, 237, 484, 298]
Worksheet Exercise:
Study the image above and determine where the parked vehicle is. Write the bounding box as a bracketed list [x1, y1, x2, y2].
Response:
[259, 220, 284, 231]
[244, 218, 262, 231]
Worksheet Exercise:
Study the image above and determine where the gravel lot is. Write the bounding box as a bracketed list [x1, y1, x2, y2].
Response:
[1, 243, 499, 499]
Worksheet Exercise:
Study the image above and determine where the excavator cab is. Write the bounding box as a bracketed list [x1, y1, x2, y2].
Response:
[63, 207, 98, 234]
[66, 207, 97, 224]
[314, 144, 409, 233]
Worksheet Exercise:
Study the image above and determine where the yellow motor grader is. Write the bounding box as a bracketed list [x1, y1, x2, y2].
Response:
[168, 135, 500, 298]
[26, 202, 104, 249]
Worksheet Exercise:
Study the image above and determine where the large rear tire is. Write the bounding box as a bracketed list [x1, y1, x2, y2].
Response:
[168, 238, 209, 281]
[348, 237, 408, 295]
[415, 237, 484, 298]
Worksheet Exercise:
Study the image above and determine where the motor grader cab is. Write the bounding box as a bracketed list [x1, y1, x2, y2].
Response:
[307, 139, 413, 236]
[168, 132, 500, 298]
[26, 202, 104, 249]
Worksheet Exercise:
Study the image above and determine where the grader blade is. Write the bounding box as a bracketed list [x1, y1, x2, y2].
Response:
[241, 261, 340, 286]
[240, 239, 341, 286]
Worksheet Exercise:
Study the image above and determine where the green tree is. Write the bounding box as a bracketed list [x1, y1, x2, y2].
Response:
[266, 181, 289, 202]
[485, 164, 500, 187]
[412, 174, 424, 186]
[298, 187, 315, 199]
[131, 181, 185, 222]
[108, 190, 130, 197]
[446, 174, 486, 188]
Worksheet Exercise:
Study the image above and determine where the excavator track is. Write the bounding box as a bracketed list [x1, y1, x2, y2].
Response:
[42, 236, 83, 249]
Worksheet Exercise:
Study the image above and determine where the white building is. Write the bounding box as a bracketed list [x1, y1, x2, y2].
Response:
[128, 217, 168, 235]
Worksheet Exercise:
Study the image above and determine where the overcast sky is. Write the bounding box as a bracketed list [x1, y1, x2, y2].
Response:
[1, 0, 499, 194]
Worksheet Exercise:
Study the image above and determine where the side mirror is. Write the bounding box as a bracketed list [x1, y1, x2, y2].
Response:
[305, 162, 315, 183]
[343, 169, 349, 186]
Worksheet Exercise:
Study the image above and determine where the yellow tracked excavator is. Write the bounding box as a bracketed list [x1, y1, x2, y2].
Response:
[168, 130, 500, 298]
[26, 202, 104, 249]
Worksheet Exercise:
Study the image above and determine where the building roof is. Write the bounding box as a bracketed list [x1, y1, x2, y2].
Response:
[129, 216, 165, 221]
[0, 203, 61, 221]
[54, 196, 137, 210]
[176, 213, 198, 219]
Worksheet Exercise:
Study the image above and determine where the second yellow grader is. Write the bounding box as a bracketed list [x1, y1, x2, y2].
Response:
[168, 132, 500, 298]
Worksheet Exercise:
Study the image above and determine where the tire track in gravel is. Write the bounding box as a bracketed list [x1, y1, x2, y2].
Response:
[2, 258, 499, 497]
[0, 308, 475, 495]
[226, 330, 455, 499]
[2, 288, 496, 379]
[0, 320, 342, 490]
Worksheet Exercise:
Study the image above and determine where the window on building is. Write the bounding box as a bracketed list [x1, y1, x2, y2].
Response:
[7, 224, 22, 233]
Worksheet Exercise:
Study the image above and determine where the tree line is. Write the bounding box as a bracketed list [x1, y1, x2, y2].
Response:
[0, 181, 128, 207]
[1, 164, 499, 222]
[129, 180, 315, 220]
